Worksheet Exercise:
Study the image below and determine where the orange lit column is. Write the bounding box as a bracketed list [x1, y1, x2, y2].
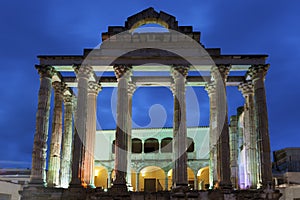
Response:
[211, 65, 232, 190]
[111, 65, 131, 191]
[70, 65, 93, 186]
[205, 82, 218, 189]
[171, 66, 189, 189]
[47, 81, 64, 187]
[30, 65, 54, 185]
[59, 92, 74, 188]
[249, 64, 272, 189]
[84, 81, 101, 188]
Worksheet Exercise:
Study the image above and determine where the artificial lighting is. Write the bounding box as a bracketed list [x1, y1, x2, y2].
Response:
[95, 169, 99, 177]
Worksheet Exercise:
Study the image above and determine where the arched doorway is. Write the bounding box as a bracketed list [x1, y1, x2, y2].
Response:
[167, 167, 196, 190]
[197, 166, 209, 190]
[94, 166, 108, 189]
[138, 166, 165, 192]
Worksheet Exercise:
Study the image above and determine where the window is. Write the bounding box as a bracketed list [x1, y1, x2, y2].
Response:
[112, 140, 115, 154]
[187, 138, 194, 152]
[144, 138, 159, 153]
[161, 138, 172, 153]
[132, 138, 142, 153]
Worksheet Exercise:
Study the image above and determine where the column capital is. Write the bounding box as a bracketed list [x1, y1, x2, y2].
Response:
[248, 64, 269, 80]
[88, 81, 102, 95]
[52, 81, 65, 95]
[238, 82, 254, 97]
[35, 65, 55, 79]
[205, 82, 216, 97]
[211, 65, 231, 81]
[113, 65, 132, 80]
[73, 64, 94, 79]
[128, 82, 136, 96]
[63, 93, 74, 105]
[171, 65, 189, 80]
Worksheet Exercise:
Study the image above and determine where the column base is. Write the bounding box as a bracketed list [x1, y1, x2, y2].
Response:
[28, 179, 46, 187]
[219, 181, 232, 193]
[109, 183, 128, 193]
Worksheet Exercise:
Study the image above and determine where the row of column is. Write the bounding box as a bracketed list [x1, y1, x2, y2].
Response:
[205, 64, 272, 190]
[30, 63, 272, 191]
[30, 65, 101, 188]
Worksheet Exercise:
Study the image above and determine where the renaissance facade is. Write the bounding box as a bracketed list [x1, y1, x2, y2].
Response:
[21, 7, 281, 200]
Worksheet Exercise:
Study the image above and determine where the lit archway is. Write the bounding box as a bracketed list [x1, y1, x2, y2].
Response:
[94, 166, 108, 189]
[139, 166, 166, 192]
[197, 166, 209, 190]
[167, 167, 196, 190]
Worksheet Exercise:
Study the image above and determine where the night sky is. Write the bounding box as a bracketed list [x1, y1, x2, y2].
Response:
[0, 0, 299, 168]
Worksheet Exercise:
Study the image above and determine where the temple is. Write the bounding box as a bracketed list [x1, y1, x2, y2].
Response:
[21, 7, 281, 200]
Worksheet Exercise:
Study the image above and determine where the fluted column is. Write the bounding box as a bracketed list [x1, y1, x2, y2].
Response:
[211, 65, 232, 189]
[249, 64, 272, 189]
[229, 115, 239, 189]
[84, 81, 101, 187]
[112, 65, 131, 191]
[30, 65, 54, 185]
[70, 65, 93, 186]
[59, 92, 74, 188]
[127, 83, 136, 188]
[171, 66, 189, 189]
[239, 82, 258, 188]
[47, 81, 64, 187]
[205, 82, 218, 189]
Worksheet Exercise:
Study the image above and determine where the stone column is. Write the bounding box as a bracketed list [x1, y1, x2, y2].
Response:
[249, 65, 272, 189]
[111, 65, 131, 191]
[171, 66, 189, 189]
[127, 83, 136, 188]
[205, 82, 218, 189]
[229, 115, 239, 189]
[107, 170, 112, 189]
[164, 171, 169, 191]
[47, 81, 64, 187]
[70, 65, 93, 186]
[211, 65, 232, 190]
[194, 174, 198, 190]
[59, 92, 74, 188]
[30, 65, 54, 185]
[239, 82, 258, 188]
[84, 81, 101, 188]
[136, 172, 140, 192]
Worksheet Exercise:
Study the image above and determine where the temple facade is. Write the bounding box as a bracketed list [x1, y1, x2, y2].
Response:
[21, 7, 281, 200]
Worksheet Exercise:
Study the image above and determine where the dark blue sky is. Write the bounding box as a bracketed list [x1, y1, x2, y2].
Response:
[0, 0, 299, 168]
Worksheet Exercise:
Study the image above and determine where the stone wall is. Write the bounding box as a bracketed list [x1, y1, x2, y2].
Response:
[21, 186, 282, 200]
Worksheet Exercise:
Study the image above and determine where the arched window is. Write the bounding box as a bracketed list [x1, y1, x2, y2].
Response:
[144, 138, 159, 153]
[161, 137, 172, 153]
[187, 138, 194, 152]
[112, 140, 115, 154]
[132, 138, 142, 153]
